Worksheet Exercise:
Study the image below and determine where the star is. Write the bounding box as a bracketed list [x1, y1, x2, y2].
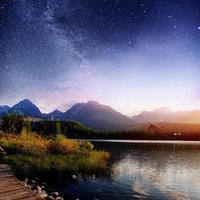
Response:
[0, 0, 200, 116]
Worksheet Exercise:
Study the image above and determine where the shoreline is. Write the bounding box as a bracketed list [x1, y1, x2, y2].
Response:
[22, 177, 64, 200]
[77, 139, 200, 144]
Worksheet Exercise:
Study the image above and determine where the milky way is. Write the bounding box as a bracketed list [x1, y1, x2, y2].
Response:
[1, 0, 200, 115]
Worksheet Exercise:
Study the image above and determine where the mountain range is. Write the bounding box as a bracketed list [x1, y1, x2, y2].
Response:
[132, 107, 200, 124]
[0, 106, 10, 116]
[0, 99, 134, 130]
[1, 99, 200, 130]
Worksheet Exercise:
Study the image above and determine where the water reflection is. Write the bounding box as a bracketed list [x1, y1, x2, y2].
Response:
[60, 141, 200, 200]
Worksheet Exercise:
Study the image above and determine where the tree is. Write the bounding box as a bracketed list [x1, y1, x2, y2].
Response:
[16, 115, 25, 134]
[23, 119, 31, 132]
[55, 121, 61, 135]
[1, 113, 24, 134]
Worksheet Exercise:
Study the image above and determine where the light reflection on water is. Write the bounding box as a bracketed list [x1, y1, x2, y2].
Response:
[60, 141, 200, 200]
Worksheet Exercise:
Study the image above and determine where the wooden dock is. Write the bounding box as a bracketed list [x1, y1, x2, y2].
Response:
[0, 164, 38, 200]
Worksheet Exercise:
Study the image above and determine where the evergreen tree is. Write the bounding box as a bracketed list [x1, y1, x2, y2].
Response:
[1, 113, 24, 134]
[55, 121, 61, 135]
[24, 119, 31, 133]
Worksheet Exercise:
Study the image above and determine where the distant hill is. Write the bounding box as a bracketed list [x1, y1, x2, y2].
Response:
[132, 107, 200, 124]
[3, 99, 200, 131]
[0, 99, 135, 131]
[62, 101, 135, 131]
[178, 110, 200, 124]
[31, 120, 93, 137]
[48, 109, 64, 120]
[7, 99, 42, 118]
[135, 122, 200, 133]
[132, 107, 181, 123]
[0, 106, 10, 116]
[148, 124, 162, 133]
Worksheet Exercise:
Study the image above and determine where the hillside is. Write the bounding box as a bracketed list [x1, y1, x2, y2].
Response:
[8, 99, 42, 118]
[132, 107, 200, 124]
[0, 99, 135, 131]
[0, 106, 10, 116]
[63, 101, 135, 131]
[31, 120, 94, 137]
[3, 99, 200, 131]
[135, 122, 200, 133]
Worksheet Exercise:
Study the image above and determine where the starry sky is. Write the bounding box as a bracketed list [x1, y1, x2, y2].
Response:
[1, 0, 200, 115]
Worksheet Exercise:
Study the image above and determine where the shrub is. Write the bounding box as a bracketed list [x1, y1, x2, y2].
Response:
[0, 131, 110, 183]
[48, 134, 80, 154]
[79, 141, 94, 152]
[0, 131, 48, 155]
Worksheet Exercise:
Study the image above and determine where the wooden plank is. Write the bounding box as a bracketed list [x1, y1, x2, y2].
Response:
[0, 164, 38, 200]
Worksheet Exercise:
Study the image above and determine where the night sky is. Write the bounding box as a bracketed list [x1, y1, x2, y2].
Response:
[1, 0, 200, 115]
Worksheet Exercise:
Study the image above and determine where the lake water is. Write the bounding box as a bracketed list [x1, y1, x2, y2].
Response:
[59, 140, 200, 200]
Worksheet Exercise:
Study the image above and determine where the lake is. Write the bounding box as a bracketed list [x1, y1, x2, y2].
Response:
[59, 140, 200, 200]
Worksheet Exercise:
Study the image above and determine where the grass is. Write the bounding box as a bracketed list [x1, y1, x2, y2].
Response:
[0, 130, 48, 155]
[0, 130, 97, 155]
[3, 152, 110, 184]
[0, 130, 110, 184]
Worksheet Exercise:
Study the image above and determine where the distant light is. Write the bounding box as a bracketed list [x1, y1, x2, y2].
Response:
[198, 27, 200, 30]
